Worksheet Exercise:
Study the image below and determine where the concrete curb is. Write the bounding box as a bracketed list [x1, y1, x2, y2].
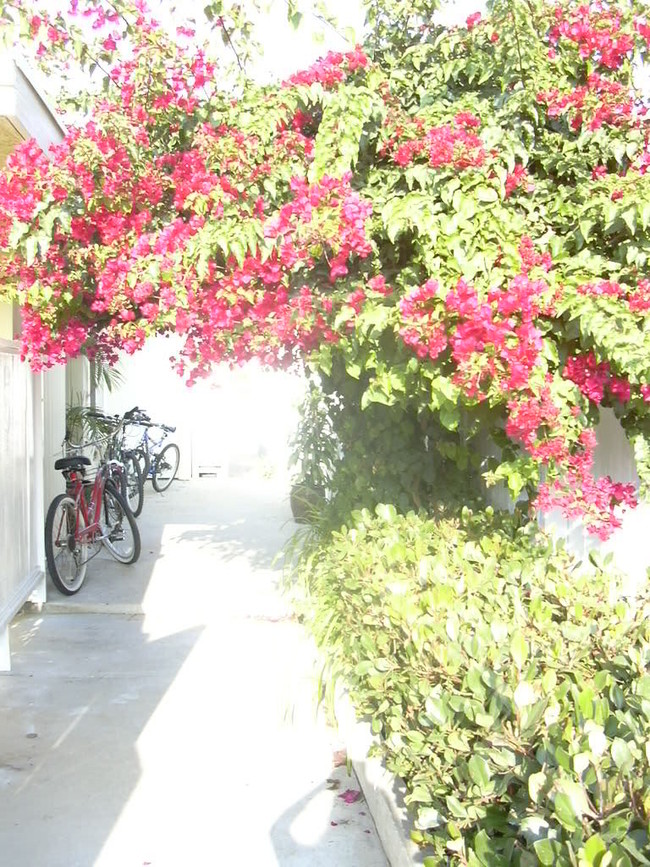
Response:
[334, 689, 434, 867]
[44, 601, 144, 616]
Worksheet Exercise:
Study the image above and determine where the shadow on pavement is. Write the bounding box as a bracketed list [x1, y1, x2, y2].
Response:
[270, 773, 387, 867]
[0, 611, 203, 867]
[1, 477, 387, 866]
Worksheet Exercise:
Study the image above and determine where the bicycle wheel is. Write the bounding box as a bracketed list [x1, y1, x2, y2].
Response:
[123, 452, 144, 517]
[100, 486, 141, 564]
[45, 494, 89, 595]
[134, 446, 150, 482]
[152, 443, 180, 492]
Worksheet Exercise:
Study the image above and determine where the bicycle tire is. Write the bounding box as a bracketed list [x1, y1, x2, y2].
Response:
[123, 452, 144, 517]
[152, 443, 180, 493]
[100, 486, 141, 564]
[134, 446, 150, 482]
[45, 494, 89, 595]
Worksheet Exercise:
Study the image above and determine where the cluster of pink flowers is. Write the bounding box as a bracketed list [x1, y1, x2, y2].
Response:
[548, 4, 634, 70]
[398, 280, 448, 361]
[105, 31, 216, 128]
[628, 278, 650, 312]
[395, 235, 639, 537]
[367, 274, 393, 296]
[447, 274, 547, 397]
[564, 351, 631, 404]
[518, 236, 553, 274]
[577, 280, 624, 298]
[536, 431, 637, 540]
[505, 386, 562, 457]
[537, 73, 636, 131]
[265, 174, 372, 282]
[505, 164, 534, 197]
[284, 47, 368, 89]
[399, 241, 552, 400]
[0, 140, 51, 234]
[166, 174, 372, 380]
[387, 113, 485, 170]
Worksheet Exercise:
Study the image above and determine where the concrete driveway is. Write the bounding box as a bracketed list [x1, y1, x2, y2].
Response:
[0, 478, 387, 867]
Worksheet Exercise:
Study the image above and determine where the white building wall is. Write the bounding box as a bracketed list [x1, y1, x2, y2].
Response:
[0, 58, 65, 152]
[0, 57, 64, 669]
[0, 341, 44, 667]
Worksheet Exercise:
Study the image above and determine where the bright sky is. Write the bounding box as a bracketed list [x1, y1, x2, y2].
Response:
[21, 0, 485, 116]
[252, 0, 485, 80]
[156, 0, 485, 81]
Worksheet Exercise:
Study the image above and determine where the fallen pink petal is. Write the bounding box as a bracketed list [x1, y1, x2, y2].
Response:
[338, 788, 362, 804]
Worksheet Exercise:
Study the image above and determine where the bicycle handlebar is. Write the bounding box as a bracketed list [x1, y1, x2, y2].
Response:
[123, 412, 175, 434]
[85, 406, 175, 437]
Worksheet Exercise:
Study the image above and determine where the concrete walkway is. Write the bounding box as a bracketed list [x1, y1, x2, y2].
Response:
[0, 478, 387, 867]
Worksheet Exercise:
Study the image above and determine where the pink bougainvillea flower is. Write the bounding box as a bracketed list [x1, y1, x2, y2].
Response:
[338, 789, 362, 804]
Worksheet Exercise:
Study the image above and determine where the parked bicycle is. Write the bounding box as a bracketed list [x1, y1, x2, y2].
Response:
[65, 406, 144, 517]
[125, 408, 180, 493]
[45, 454, 141, 596]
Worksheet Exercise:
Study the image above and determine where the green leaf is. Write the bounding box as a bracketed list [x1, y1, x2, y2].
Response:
[553, 792, 581, 831]
[375, 503, 397, 523]
[528, 771, 547, 804]
[415, 806, 444, 830]
[8, 221, 29, 247]
[439, 403, 460, 431]
[446, 794, 467, 818]
[534, 839, 561, 866]
[476, 186, 499, 203]
[620, 831, 650, 866]
[468, 755, 491, 789]
[510, 630, 528, 670]
[611, 738, 634, 774]
[583, 834, 606, 866]
[25, 236, 38, 267]
[425, 695, 448, 725]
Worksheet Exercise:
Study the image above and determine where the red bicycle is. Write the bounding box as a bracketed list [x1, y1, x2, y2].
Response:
[44, 454, 141, 595]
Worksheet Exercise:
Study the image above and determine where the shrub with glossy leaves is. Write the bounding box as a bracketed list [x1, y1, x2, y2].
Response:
[292, 504, 650, 865]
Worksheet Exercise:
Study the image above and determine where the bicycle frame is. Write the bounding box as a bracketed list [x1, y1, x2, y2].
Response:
[129, 424, 169, 477]
[62, 462, 123, 546]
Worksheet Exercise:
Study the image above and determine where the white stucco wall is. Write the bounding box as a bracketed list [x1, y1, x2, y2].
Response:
[0, 58, 65, 667]
[0, 342, 43, 637]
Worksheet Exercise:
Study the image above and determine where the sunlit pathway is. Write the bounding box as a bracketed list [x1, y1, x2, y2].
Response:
[0, 478, 387, 867]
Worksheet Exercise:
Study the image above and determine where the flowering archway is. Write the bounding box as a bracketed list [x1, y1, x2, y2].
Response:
[2, 0, 650, 536]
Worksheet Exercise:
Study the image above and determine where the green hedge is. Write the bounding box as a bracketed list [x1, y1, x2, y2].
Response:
[290, 505, 650, 866]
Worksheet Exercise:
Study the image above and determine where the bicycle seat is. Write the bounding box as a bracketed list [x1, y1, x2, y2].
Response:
[125, 406, 150, 421]
[55, 456, 91, 471]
